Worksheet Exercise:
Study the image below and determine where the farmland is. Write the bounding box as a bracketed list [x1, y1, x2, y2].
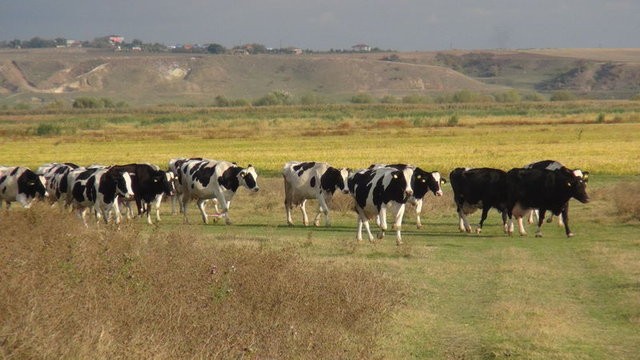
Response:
[1, 102, 640, 359]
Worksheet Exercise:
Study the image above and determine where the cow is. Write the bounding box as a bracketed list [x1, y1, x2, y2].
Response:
[449, 167, 509, 234]
[70, 167, 135, 226]
[36, 162, 79, 207]
[282, 161, 350, 227]
[168, 157, 203, 215]
[524, 160, 590, 226]
[370, 164, 445, 229]
[0, 166, 46, 209]
[179, 159, 259, 224]
[111, 164, 175, 224]
[348, 166, 414, 245]
[506, 167, 589, 237]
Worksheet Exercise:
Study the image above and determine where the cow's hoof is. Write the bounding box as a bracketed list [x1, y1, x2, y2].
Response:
[396, 240, 403, 246]
[475, 228, 482, 234]
[377, 232, 385, 240]
[567, 232, 575, 238]
[416, 224, 423, 230]
[535, 233, 543, 238]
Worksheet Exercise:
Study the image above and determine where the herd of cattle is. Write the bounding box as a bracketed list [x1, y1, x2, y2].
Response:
[0, 158, 589, 244]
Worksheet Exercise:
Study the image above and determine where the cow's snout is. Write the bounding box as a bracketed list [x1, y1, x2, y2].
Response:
[252, 187, 260, 192]
[406, 189, 414, 197]
[342, 188, 349, 194]
[435, 189, 444, 196]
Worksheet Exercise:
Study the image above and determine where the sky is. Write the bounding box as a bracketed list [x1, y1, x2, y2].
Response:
[1, 0, 639, 51]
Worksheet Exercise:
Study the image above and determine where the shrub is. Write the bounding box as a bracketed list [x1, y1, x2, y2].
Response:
[447, 114, 460, 126]
[612, 182, 640, 220]
[253, 91, 293, 106]
[522, 92, 546, 102]
[379, 95, 398, 104]
[73, 97, 101, 109]
[402, 94, 432, 104]
[493, 90, 522, 103]
[550, 90, 577, 101]
[214, 95, 231, 107]
[350, 93, 374, 104]
[630, 93, 640, 101]
[35, 123, 62, 136]
[596, 113, 606, 123]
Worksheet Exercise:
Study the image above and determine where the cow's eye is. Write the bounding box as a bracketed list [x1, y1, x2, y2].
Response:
[416, 175, 422, 179]
[393, 175, 398, 179]
[421, 179, 426, 183]
[567, 182, 572, 187]
[153, 179, 158, 182]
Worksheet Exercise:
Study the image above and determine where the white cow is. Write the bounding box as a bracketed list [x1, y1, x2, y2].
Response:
[179, 159, 259, 224]
[282, 161, 350, 227]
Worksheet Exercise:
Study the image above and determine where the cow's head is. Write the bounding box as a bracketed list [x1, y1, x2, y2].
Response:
[115, 171, 135, 200]
[567, 173, 590, 204]
[412, 168, 445, 198]
[239, 165, 259, 192]
[17, 169, 47, 206]
[163, 171, 176, 196]
[392, 167, 414, 200]
[322, 166, 351, 195]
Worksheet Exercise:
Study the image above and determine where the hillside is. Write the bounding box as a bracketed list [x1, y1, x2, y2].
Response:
[1, 48, 639, 106]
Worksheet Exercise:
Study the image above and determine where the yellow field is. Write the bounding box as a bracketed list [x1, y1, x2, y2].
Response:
[1, 106, 639, 176]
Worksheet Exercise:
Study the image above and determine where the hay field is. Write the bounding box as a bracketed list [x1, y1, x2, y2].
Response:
[1, 102, 640, 359]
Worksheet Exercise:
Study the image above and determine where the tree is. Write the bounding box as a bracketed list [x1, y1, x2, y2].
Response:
[207, 43, 226, 54]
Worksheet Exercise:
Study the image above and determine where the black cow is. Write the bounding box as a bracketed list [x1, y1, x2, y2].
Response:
[0, 166, 46, 209]
[111, 164, 174, 224]
[348, 166, 414, 245]
[524, 160, 590, 226]
[506, 167, 589, 237]
[449, 167, 509, 234]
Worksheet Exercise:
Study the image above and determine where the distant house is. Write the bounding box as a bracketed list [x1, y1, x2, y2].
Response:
[286, 47, 303, 55]
[109, 35, 124, 45]
[352, 44, 371, 52]
[66, 39, 82, 48]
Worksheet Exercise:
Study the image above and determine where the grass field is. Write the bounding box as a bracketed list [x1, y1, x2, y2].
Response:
[1, 103, 639, 359]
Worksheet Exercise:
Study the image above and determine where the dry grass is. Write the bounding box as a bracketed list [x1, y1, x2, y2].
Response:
[0, 204, 404, 359]
[611, 181, 640, 220]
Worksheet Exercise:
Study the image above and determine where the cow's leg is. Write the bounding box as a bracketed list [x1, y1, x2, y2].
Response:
[300, 200, 309, 226]
[458, 208, 472, 233]
[77, 207, 89, 227]
[561, 206, 573, 237]
[558, 202, 568, 227]
[356, 208, 374, 242]
[414, 198, 424, 229]
[393, 204, 406, 245]
[528, 210, 537, 224]
[154, 195, 163, 223]
[197, 199, 208, 224]
[181, 197, 190, 224]
[535, 209, 546, 237]
[223, 200, 232, 225]
[377, 204, 388, 239]
[315, 194, 330, 227]
[477, 206, 491, 234]
[501, 211, 508, 233]
[285, 196, 294, 226]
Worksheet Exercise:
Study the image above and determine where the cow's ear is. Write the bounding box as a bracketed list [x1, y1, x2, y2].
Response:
[416, 175, 422, 179]
[441, 178, 448, 184]
[583, 172, 590, 182]
[153, 178, 159, 183]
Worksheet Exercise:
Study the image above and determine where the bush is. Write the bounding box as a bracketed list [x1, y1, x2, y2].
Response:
[630, 93, 640, 101]
[550, 90, 577, 101]
[596, 113, 606, 123]
[612, 182, 640, 220]
[522, 92, 546, 102]
[401, 94, 432, 104]
[72, 97, 101, 109]
[493, 90, 521, 103]
[447, 114, 460, 126]
[379, 95, 398, 104]
[253, 91, 293, 106]
[350, 93, 374, 104]
[35, 123, 62, 136]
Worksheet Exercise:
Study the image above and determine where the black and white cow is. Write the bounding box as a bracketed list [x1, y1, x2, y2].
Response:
[36, 162, 79, 207]
[282, 161, 350, 227]
[0, 166, 46, 209]
[506, 167, 590, 237]
[111, 164, 174, 224]
[348, 166, 414, 245]
[70, 167, 135, 226]
[168, 157, 203, 215]
[449, 167, 509, 234]
[524, 160, 590, 226]
[370, 164, 445, 229]
[179, 159, 259, 224]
